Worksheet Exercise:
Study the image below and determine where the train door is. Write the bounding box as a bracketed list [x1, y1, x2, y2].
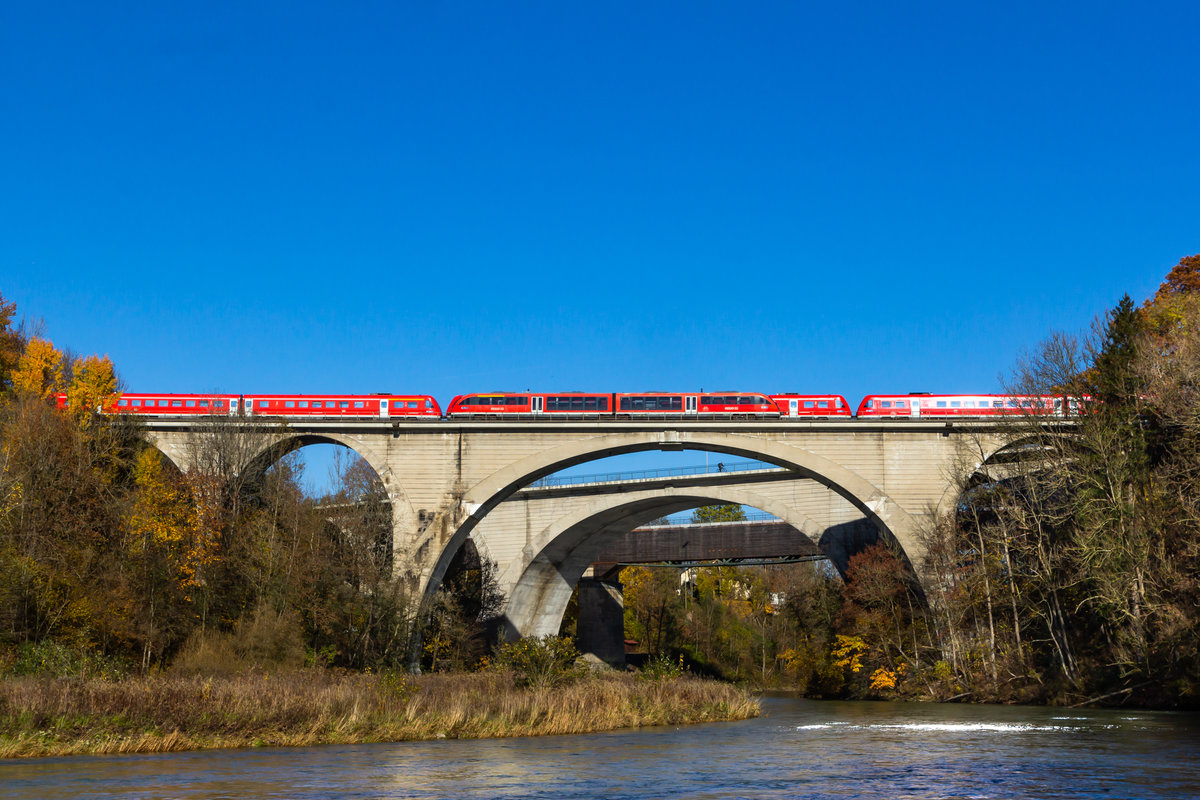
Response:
[244, 398, 254, 417]
[788, 399, 798, 416]
[531, 396, 543, 414]
[685, 395, 697, 414]
[910, 398, 920, 417]
[230, 398, 240, 416]
[380, 399, 389, 418]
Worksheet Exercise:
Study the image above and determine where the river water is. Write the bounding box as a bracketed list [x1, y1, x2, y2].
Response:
[4, 696, 1199, 799]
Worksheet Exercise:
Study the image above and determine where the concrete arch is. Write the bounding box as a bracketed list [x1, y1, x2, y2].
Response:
[496, 485, 830, 639]
[242, 431, 421, 565]
[933, 431, 1076, 516]
[143, 432, 187, 473]
[425, 430, 920, 606]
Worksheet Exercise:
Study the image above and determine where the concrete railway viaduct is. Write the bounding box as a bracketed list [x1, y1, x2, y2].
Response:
[143, 417, 1045, 658]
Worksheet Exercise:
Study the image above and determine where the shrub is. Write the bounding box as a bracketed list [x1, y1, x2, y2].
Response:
[490, 635, 582, 689]
[3, 640, 130, 680]
[640, 652, 686, 682]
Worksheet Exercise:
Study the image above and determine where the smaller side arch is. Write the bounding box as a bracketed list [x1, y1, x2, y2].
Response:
[500, 487, 832, 641]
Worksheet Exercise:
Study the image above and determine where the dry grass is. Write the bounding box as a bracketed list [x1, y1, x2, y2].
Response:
[0, 670, 759, 759]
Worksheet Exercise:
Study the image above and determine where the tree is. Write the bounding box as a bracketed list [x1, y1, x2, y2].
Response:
[0, 292, 22, 394]
[690, 504, 747, 523]
[10, 337, 63, 399]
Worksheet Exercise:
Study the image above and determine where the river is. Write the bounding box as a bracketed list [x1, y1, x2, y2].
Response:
[4, 696, 1199, 799]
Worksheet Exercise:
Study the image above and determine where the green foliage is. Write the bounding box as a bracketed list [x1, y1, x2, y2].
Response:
[490, 635, 582, 689]
[639, 652, 686, 682]
[3, 641, 131, 680]
[690, 504, 747, 523]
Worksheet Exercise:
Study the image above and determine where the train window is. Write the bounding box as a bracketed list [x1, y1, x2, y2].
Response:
[936, 401, 947, 408]
[1007, 400, 1018, 408]
[896, 400, 907, 407]
[186, 400, 196, 407]
[285, 401, 296, 408]
[199, 400, 209, 408]
[881, 401, 891, 408]
[1021, 400, 1033, 408]
[297, 401, 307, 408]
[407, 401, 418, 408]
[339, 401, 349, 408]
[355, 401, 365, 408]
[806, 400, 816, 408]
[993, 401, 1003, 408]
[818, 400, 829, 408]
[172, 400, 182, 407]
[951, 401, 961, 408]
[865, 400, 873, 408]
[118, 399, 129, 407]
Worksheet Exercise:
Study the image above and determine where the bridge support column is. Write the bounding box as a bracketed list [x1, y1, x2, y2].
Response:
[576, 578, 625, 669]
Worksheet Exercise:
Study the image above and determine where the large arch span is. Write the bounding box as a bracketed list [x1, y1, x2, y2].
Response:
[423, 430, 921, 605]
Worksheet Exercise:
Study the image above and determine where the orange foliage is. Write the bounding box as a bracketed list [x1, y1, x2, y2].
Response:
[66, 354, 120, 418]
[11, 336, 63, 399]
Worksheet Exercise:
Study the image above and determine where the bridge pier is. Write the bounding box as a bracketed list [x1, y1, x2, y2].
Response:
[575, 577, 626, 669]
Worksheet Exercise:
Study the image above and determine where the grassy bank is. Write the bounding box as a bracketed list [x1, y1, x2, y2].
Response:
[0, 670, 759, 758]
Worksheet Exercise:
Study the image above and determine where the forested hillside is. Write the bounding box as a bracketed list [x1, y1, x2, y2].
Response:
[623, 256, 1200, 707]
[3, 258, 1200, 708]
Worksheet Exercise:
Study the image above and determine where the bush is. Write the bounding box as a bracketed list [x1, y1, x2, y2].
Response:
[172, 605, 306, 674]
[639, 652, 686, 682]
[2, 640, 130, 680]
[490, 635, 582, 689]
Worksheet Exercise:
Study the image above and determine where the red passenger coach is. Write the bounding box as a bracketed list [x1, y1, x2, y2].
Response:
[243, 394, 440, 418]
[108, 393, 241, 415]
[857, 394, 1062, 418]
[769, 394, 852, 418]
[447, 393, 612, 418]
[616, 392, 779, 418]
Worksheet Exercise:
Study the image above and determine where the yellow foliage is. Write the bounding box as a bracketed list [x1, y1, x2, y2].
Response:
[129, 450, 217, 598]
[12, 336, 63, 399]
[831, 634, 867, 674]
[869, 667, 897, 691]
[66, 354, 119, 418]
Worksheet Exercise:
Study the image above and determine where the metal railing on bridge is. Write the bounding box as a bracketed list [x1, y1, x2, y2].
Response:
[529, 459, 783, 489]
[638, 511, 781, 527]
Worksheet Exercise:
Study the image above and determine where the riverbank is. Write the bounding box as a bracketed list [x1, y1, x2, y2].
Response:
[0, 670, 759, 759]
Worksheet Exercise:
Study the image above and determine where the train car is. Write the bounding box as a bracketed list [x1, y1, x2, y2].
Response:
[446, 392, 612, 418]
[102, 392, 242, 415]
[856, 394, 1062, 418]
[242, 394, 440, 418]
[769, 394, 852, 418]
[696, 392, 780, 417]
[615, 392, 779, 418]
[447, 391, 782, 419]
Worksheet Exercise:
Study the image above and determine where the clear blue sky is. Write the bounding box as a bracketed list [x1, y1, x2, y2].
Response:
[4, 2, 1198, 415]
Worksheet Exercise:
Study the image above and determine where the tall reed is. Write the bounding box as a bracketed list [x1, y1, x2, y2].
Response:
[0, 670, 758, 758]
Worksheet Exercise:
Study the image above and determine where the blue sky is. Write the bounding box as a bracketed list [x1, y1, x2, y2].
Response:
[4, 3, 1198, 487]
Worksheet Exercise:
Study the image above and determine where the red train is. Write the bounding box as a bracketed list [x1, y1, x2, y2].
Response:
[445, 392, 852, 419]
[54, 390, 1074, 420]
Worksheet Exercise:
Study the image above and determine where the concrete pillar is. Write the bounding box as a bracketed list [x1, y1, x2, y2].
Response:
[575, 578, 625, 669]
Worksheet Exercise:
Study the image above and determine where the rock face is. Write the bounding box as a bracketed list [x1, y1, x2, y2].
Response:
[579, 653, 614, 671]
